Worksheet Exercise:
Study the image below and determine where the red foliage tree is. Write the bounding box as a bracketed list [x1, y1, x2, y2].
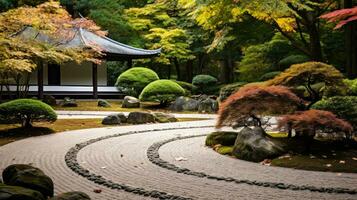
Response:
[278, 110, 353, 147]
[320, 7, 357, 29]
[216, 85, 304, 129]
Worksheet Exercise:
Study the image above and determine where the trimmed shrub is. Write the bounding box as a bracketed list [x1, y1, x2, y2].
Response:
[192, 74, 218, 94]
[312, 96, 357, 129]
[344, 79, 357, 95]
[218, 82, 246, 102]
[266, 62, 346, 107]
[259, 71, 281, 81]
[139, 80, 185, 106]
[0, 99, 57, 128]
[115, 67, 159, 96]
[278, 55, 310, 69]
[174, 80, 197, 95]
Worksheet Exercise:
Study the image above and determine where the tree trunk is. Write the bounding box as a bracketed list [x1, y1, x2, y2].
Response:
[221, 55, 234, 84]
[167, 65, 171, 79]
[305, 12, 323, 61]
[173, 57, 181, 80]
[23, 116, 32, 128]
[185, 60, 193, 82]
[345, 0, 357, 78]
[197, 54, 205, 74]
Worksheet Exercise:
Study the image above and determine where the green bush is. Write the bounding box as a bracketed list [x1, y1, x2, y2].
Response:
[192, 74, 218, 94]
[0, 99, 57, 128]
[344, 79, 357, 95]
[311, 96, 357, 128]
[218, 82, 246, 102]
[139, 80, 185, 105]
[278, 55, 310, 69]
[174, 81, 197, 95]
[259, 71, 281, 81]
[115, 67, 159, 96]
[205, 131, 238, 146]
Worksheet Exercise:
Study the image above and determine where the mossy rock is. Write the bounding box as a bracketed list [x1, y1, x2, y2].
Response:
[205, 131, 238, 146]
[2, 164, 54, 198]
[116, 67, 159, 96]
[153, 112, 177, 123]
[0, 184, 45, 200]
[97, 99, 111, 107]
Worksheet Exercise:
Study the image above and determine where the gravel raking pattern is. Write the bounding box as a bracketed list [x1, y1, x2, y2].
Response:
[1, 120, 357, 200]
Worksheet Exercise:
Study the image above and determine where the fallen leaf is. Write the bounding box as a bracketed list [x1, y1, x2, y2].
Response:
[101, 166, 106, 169]
[339, 160, 345, 164]
[175, 157, 188, 161]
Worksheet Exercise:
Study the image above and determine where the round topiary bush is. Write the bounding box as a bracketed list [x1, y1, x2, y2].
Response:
[192, 74, 218, 94]
[311, 96, 357, 129]
[115, 67, 159, 96]
[174, 81, 197, 95]
[139, 80, 185, 106]
[0, 99, 57, 128]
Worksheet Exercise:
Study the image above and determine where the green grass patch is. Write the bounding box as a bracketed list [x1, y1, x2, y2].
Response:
[216, 146, 234, 155]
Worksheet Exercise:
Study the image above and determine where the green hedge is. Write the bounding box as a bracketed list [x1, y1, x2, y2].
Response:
[218, 82, 246, 102]
[139, 80, 185, 105]
[192, 75, 218, 95]
[259, 71, 281, 81]
[115, 67, 159, 96]
[344, 79, 357, 95]
[0, 99, 57, 128]
[278, 55, 310, 69]
[174, 81, 197, 95]
[311, 96, 357, 128]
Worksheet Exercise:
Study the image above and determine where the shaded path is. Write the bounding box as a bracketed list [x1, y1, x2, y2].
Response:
[0, 120, 356, 199]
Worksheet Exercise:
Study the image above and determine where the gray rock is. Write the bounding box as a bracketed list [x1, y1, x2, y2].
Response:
[169, 96, 199, 111]
[2, 164, 54, 198]
[50, 192, 91, 200]
[42, 95, 56, 106]
[62, 97, 77, 107]
[232, 127, 285, 162]
[102, 115, 121, 125]
[153, 113, 178, 123]
[115, 113, 127, 123]
[0, 183, 45, 200]
[198, 98, 218, 113]
[97, 99, 111, 107]
[122, 96, 140, 108]
[127, 112, 155, 124]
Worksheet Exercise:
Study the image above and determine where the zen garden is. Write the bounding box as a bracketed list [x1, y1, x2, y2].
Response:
[0, 1, 357, 200]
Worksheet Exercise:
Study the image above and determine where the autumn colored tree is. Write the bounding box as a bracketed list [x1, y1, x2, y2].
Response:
[0, 1, 104, 98]
[216, 85, 303, 131]
[266, 62, 346, 107]
[321, 5, 357, 78]
[278, 110, 353, 151]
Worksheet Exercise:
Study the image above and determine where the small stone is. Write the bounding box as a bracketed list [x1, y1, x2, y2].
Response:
[339, 160, 345, 164]
[326, 164, 332, 167]
[175, 157, 188, 161]
[93, 189, 102, 193]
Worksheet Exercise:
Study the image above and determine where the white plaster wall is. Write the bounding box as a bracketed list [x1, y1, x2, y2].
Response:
[29, 62, 107, 86]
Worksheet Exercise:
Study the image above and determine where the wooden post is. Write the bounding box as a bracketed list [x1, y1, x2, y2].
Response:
[92, 63, 98, 99]
[127, 59, 133, 68]
[37, 61, 44, 99]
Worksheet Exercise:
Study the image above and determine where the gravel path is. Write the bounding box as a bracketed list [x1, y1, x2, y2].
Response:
[0, 120, 356, 199]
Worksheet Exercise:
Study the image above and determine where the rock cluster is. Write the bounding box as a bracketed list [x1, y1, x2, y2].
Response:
[170, 96, 218, 113]
[0, 164, 90, 200]
[102, 112, 177, 125]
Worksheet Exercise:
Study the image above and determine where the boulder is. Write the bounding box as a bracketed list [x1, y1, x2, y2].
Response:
[2, 164, 54, 198]
[102, 115, 121, 125]
[169, 96, 199, 111]
[127, 112, 155, 124]
[232, 127, 285, 162]
[50, 192, 91, 200]
[97, 99, 111, 107]
[122, 96, 140, 108]
[153, 113, 178, 123]
[42, 95, 56, 106]
[0, 184, 45, 200]
[198, 97, 218, 113]
[115, 113, 127, 123]
[61, 97, 77, 107]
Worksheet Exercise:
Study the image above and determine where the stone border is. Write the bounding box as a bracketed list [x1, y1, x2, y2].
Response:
[147, 135, 357, 195]
[65, 125, 212, 200]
